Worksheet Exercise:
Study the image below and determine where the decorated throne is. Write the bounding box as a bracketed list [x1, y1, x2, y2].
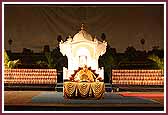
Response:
[59, 24, 107, 99]
[70, 65, 101, 82]
[64, 65, 105, 99]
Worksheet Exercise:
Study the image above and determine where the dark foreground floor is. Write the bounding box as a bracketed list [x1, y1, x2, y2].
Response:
[4, 91, 164, 111]
[5, 106, 164, 111]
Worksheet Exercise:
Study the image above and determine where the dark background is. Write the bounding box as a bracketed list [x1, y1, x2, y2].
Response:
[4, 4, 164, 53]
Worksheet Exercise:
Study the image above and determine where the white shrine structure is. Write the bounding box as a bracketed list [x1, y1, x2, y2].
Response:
[59, 24, 107, 81]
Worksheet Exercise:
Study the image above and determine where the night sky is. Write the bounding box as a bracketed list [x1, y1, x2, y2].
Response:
[4, 4, 164, 53]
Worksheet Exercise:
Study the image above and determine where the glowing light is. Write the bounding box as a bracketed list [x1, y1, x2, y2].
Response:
[112, 69, 164, 85]
[4, 69, 57, 85]
[59, 24, 107, 81]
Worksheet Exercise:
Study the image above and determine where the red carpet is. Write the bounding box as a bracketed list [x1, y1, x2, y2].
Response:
[120, 93, 164, 98]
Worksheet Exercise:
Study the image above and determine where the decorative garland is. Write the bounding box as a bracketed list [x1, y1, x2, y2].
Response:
[77, 82, 91, 97]
[64, 82, 105, 99]
[91, 82, 105, 99]
[64, 82, 77, 97]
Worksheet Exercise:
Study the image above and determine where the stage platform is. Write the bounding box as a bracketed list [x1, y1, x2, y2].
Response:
[4, 91, 164, 111]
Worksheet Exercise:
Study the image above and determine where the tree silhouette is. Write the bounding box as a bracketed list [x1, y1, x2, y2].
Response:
[140, 38, 145, 51]
[4, 50, 9, 68]
[8, 38, 13, 51]
[147, 54, 163, 69]
[101, 33, 106, 41]
[125, 46, 137, 61]
[57, 35, 62, 42]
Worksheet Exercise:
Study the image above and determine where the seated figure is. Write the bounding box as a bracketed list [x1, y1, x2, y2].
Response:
[73, 65, 96, 82]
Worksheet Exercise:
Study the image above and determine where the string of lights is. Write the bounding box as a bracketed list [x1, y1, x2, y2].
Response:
[112, 70, 164, 85]
[4, 69, 57, 85]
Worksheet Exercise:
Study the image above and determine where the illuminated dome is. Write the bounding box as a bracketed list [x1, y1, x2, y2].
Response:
[60, 24, 107, 81]
[73, 24, 93, 41]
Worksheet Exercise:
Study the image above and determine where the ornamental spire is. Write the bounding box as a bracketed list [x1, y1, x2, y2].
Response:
[81, 23, 85, 30]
